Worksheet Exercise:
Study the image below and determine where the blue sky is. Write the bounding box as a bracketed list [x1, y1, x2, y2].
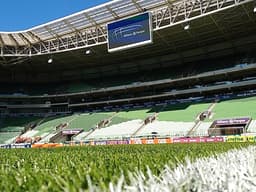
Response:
[0, 0, 111, 31]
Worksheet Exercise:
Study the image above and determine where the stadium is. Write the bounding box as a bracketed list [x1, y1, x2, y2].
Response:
[1, 0, 256, 191]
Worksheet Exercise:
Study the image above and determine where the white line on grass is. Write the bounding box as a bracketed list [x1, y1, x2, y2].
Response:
[103, 146, 256, 192]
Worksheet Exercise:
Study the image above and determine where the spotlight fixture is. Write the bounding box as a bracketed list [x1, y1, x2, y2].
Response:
[254, 0, 256, 13]
[48, 58, 53, 64]
[85, 50, 91, 55]
[184, 24, 190, 30]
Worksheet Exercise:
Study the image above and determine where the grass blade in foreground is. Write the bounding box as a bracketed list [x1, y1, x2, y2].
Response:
[0, 143, 254, 191]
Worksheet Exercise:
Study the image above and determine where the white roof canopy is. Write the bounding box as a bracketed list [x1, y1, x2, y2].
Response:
[0, 0, 253, 58]
[0, 0, 167, 46]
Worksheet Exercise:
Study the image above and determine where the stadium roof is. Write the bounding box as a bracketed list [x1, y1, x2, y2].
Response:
[0, 0, 165, 46]
[0, 0, 254, 59]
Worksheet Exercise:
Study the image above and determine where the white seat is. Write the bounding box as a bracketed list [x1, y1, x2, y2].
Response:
[87, 120, 143, 140]
[137, 121, 195, 137]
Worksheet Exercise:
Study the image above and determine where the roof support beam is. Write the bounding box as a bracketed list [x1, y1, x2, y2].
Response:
[106, 5, 119, 19]
[18, 33, 32, 45]
[131, 0, 144, 12]
[63, 20, 79, 33]
[8, 34, 19, 47]
[83, 13, 98, 25]
[0, 35, 4, 47]
[44, 26, 61, 40]
[0, 0, 254, 57]
[27, 31, 43, 42]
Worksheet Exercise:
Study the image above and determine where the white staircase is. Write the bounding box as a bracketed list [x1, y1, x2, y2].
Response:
[73, 131, 90, 141]
[20, 130, 39, 138]
[193, 122, 212, 136]
[37, 132, 57, 143]
[247, 120, 256, 133]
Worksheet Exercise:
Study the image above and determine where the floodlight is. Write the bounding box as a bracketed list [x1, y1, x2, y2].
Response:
[254, 6, 256, 13]
[85, 50, 91, 55]
[48, 58, 53, 64]
[184, 24, 190, 30]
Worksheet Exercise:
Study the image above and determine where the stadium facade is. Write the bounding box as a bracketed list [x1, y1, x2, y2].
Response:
[0, 0, 256, 145]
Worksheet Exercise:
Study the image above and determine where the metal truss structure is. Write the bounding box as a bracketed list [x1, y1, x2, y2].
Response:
[0, 0, 254, 57]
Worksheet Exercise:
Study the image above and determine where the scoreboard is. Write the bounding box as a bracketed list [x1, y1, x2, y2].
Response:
[107, 12, 153, 52]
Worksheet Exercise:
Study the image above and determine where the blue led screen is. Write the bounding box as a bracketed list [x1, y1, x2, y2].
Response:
[107, 12, 152, 52]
